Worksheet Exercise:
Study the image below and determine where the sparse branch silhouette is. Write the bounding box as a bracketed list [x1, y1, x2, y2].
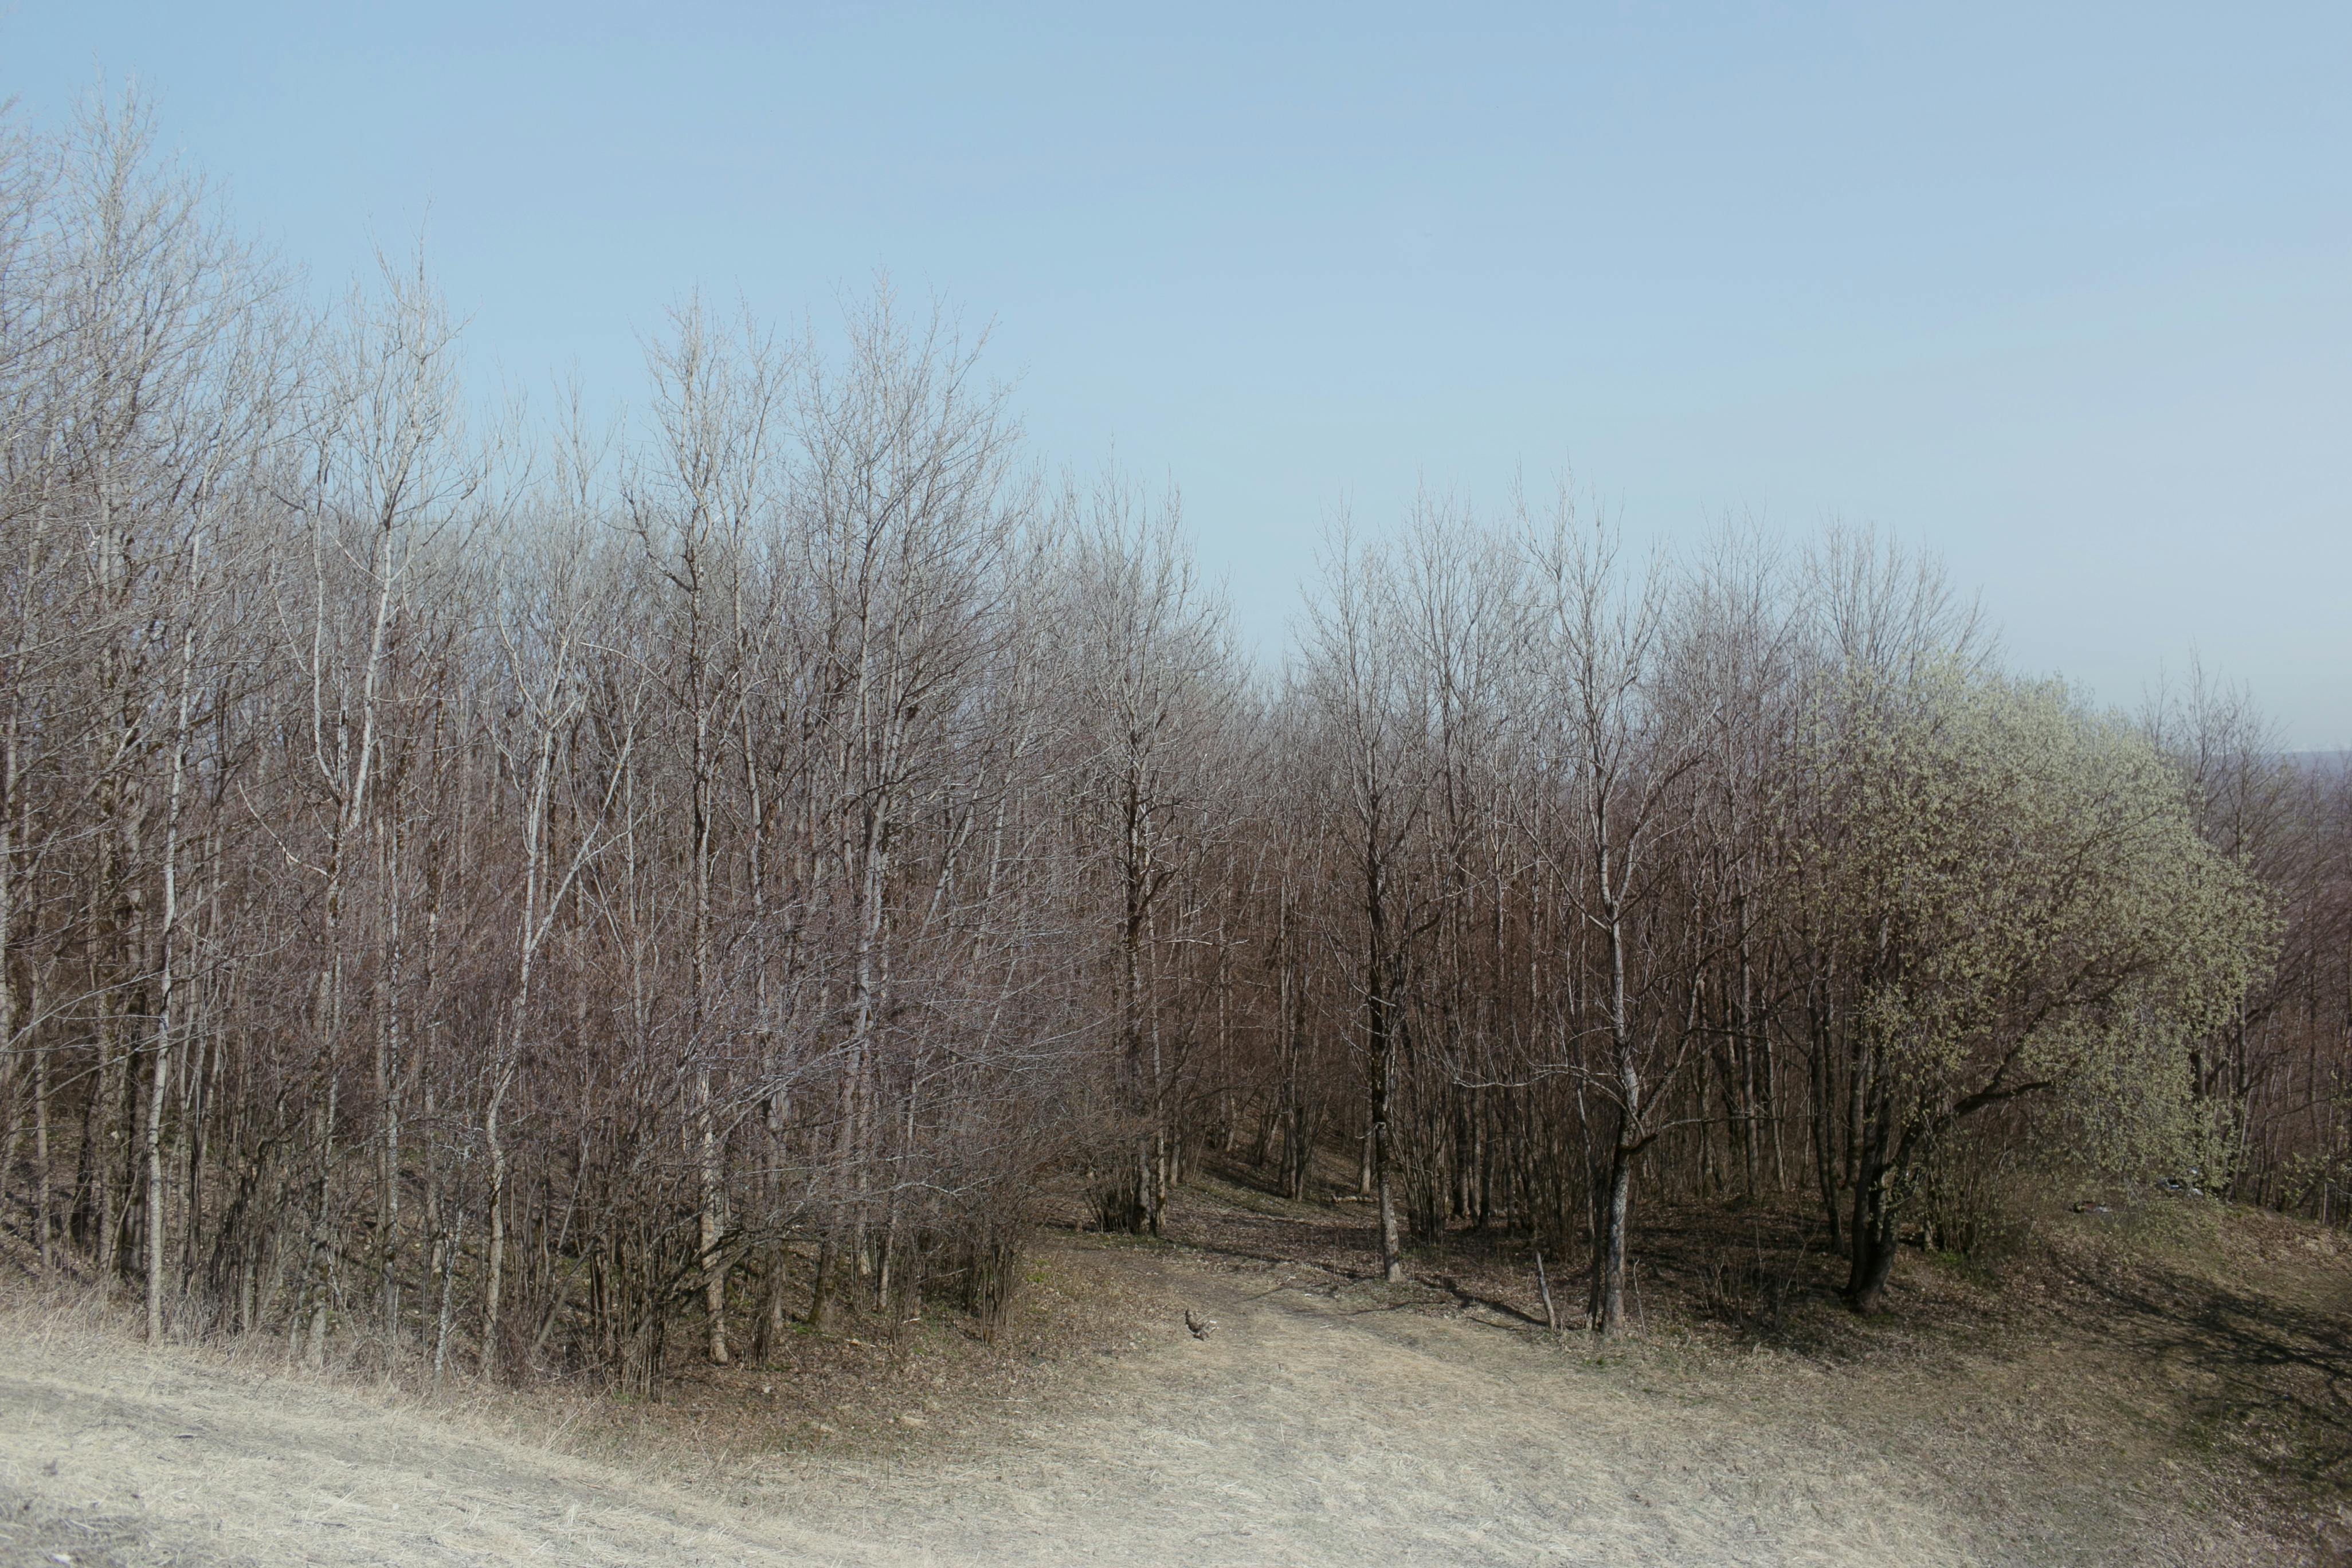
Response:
[0, 96, 2337, 1436]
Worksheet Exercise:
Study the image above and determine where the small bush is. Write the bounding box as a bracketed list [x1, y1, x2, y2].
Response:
[1700, 1222, 1814, 1332]
[1911, 1132, 2036, 1269]
[949, 1224, 1024, 1339]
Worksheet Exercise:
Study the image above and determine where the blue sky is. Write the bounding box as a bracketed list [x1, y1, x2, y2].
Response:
[10, 3, 2349, 744]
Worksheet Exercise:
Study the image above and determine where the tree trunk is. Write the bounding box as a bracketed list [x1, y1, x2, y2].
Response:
[1845, 1160, 1899, 1314]
[1591, 1136, 1633, 1330]
[1844, 1071, 1900, 1314]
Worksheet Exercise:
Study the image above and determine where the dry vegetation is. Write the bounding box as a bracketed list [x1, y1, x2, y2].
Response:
[5, 1174, 2347, 1566]
[4, 79, 2352, 1568]
[1163, 1150, 2352, 1557]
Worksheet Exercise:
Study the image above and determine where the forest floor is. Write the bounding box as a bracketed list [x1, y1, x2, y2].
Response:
[3, 1167, 2349, 1566]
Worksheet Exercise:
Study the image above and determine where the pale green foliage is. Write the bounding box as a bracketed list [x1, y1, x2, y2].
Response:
[1808, 668, 2275, 1186]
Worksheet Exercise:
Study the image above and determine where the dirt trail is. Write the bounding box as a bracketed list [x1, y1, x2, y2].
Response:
[0, 1248, 2283, 1567]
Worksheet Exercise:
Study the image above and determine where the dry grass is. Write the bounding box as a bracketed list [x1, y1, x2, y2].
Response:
[2, 1175, 2344, 1565]
[1153, 1151, 2349, 1563]
[0, 1230, 1154, 1473]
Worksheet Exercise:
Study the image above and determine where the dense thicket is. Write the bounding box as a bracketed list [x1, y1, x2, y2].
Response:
[0, 103, 2337, 1376]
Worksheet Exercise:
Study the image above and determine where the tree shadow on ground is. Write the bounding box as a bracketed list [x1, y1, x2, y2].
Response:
[2051, 1249, 2352, 1486]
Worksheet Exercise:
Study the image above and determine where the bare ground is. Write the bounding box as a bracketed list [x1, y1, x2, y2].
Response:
[1, 1181, 2342, 1566]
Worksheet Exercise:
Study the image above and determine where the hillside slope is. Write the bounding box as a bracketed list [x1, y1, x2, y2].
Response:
[0, 1222, 2314, 1561]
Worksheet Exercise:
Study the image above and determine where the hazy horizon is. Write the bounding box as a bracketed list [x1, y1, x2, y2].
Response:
[11, 3, 2347, 744]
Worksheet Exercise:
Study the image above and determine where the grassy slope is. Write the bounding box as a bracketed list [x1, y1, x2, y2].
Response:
[1150, 1154, 2352, 1562]
[2, 1169, 2345, 1565]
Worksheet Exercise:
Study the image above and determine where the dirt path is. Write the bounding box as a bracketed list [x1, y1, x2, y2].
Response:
[0, 1336, 869, 1567]
[0, 1247, 2289, 1567]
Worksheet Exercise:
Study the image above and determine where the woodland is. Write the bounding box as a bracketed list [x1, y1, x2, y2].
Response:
[3, 97, 2348, 1399]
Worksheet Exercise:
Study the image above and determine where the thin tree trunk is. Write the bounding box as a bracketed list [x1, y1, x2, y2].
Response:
[147, 585, 200, 1343]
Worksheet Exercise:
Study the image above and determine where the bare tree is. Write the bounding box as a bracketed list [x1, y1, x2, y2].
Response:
[1061, 467, 1237, 1233]
[1521, 493, 1699, 1334]
[1299, 518, 1438, 1284]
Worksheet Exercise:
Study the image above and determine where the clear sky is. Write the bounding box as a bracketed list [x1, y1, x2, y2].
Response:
[9, 3, 2349, 745]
